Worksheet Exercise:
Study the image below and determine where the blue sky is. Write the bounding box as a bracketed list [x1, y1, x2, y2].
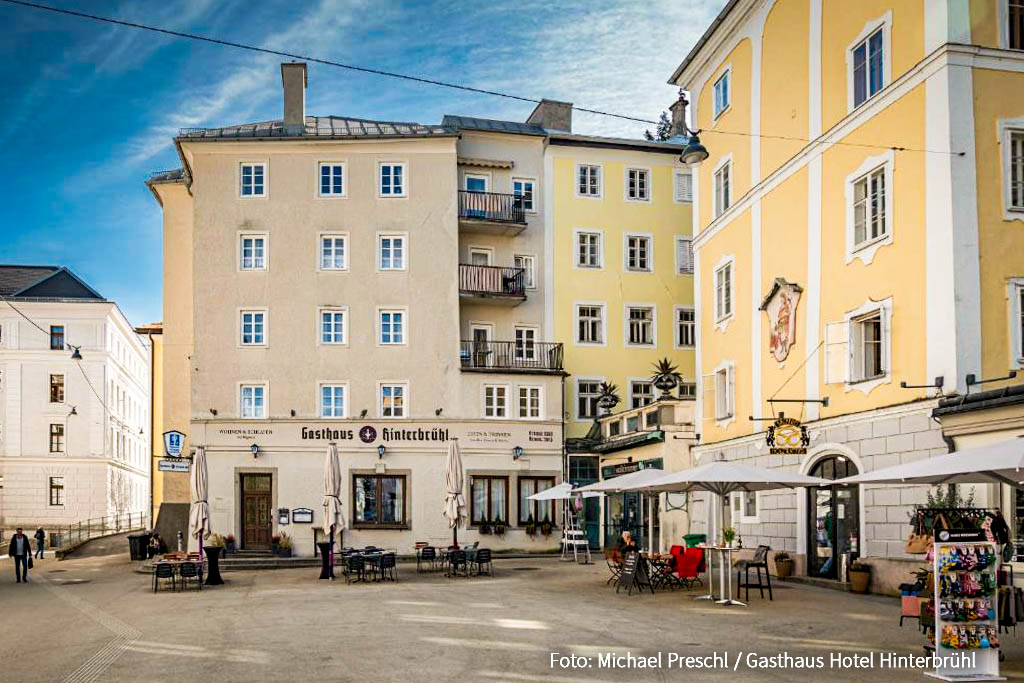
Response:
[0, 0, 724, 326]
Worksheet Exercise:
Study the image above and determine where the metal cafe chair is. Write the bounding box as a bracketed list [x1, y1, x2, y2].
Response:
[603, 549, 624, 585]
[379, 553, 398, 582]
[473, 548, 493, 576]
[736, 545, 773, 601]
[177, 562, 202, 591]
[417, 546, 437, 573]
[346, 555, 366, 584]
[153, 562, 176, 593]
[447, 549, 469, 578]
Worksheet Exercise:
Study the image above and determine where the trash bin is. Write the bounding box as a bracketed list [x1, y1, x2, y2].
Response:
[683, 533, 707, 548]
[127, 533, 151, 561]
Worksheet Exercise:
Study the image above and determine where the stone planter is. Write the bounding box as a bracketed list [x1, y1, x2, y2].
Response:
[849, 568, 871, 593]
[775, 559, 794, 579]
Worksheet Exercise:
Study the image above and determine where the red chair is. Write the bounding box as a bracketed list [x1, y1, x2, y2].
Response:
[674, 547, 706, 589]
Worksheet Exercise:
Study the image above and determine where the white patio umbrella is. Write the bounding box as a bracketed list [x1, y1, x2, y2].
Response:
[527, 482, 602, 500]
[188, 446, 210, 555]
[322, 443, 345, 575]
[836, 437, 1024, 487]
[443, 439, 467, 548]
[577, 468, 665, 553]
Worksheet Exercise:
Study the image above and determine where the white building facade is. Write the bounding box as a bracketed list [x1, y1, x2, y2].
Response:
[0, 266, 150, 536]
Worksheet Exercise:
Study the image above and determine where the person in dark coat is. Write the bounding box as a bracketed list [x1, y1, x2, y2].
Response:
[8, 527, 33, 582]
[616, 531, 640, 555]
[33, 527, 45, 559]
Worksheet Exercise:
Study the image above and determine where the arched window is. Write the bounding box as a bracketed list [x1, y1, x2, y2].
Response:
[808, 454, 859, 481]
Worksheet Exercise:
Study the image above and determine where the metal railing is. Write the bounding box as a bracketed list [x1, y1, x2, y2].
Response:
[459, 264, 526, 298]
[460, 340, 564, 372]
[49, 512, 149, 551]
[458, 190, 526, 224]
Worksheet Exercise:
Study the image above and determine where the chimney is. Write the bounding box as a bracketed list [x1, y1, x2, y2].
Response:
[669, 93, 690, 138]
[281, 62, 307, 135]
[526, 99, 573, 133]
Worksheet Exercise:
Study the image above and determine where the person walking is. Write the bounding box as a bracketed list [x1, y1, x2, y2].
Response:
[8, 527, 33, 583]
[33, 527, 45, 560]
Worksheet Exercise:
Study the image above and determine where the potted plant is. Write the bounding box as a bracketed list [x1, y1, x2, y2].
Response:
[540, 515, 553, 537]
[276, 531, 293, 558]
[721, 526, 736, 548]
[597, 382, 621, 415]
[525, 513, 537, 537]
[225, 533, 237, 555]
[774, 551, 794, 579]
[479, 518, 492, 535]
[650, 357, 683, 398]
[493, 516, 506, 536]
[270, 533, 281, 555]
[206, 533, 226, 559]
[849, 560, 871, 593]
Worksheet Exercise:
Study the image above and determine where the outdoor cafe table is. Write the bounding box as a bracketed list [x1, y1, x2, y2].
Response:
[694, 546, 744, 607]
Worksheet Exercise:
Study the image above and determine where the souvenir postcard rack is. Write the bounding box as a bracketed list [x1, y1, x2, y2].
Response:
[928, 529, 1004, 682]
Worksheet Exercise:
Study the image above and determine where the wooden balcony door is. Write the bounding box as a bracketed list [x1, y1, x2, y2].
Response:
[241, 474, 272, 550]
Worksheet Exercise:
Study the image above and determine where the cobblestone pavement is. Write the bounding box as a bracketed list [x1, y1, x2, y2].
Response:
[2, 543, 1023, 682]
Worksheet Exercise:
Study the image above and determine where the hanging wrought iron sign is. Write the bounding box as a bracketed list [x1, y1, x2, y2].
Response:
[766, 416, 810, 455]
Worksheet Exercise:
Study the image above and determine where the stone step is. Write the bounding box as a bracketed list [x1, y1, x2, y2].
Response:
[220, 557, 321, 571]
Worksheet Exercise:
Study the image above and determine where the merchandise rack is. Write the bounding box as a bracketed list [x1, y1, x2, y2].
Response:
[928, 529, 1004, 681]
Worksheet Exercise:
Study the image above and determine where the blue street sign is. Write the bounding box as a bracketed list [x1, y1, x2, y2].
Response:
[163, 430, 186, 457]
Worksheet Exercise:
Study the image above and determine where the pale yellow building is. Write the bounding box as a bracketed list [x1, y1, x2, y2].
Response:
[673, 0, 1024, 588]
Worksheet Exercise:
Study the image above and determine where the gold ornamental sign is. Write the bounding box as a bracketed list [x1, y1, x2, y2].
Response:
[766, 416, 810, 455]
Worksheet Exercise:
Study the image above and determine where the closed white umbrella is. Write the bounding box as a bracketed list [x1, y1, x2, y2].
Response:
[443, 439, 467, 548]
[836, 437, 1024, 487]
[188, 446, 210, 554]
[321, 443, 345, 578]
[527, 482, 602, 500]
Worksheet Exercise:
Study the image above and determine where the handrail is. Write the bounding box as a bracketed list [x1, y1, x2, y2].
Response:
[460, 340, 564, 371]
[458, 264, 526, 298]
[458, 190, 526, 224]
[49, 511, 149, 551]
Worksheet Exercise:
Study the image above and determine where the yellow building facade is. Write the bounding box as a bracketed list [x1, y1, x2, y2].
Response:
[672, 1, 1024, 588]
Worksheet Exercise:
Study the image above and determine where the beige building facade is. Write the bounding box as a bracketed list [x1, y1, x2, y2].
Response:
[149, 64, 565, 555]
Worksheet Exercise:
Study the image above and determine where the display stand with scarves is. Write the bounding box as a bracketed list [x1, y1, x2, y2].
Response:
[927, 529, 1003, 682]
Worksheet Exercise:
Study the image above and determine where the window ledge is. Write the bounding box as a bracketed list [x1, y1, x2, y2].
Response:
[715, 413, 736, 430]
[351, 524, 410, 531]
[714, 313, 734, 332]
[845, 373, 890, 396]
[846, 232, 892, 265]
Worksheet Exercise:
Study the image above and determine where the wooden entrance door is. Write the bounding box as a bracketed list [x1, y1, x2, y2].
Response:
[241, 474, 272, 549]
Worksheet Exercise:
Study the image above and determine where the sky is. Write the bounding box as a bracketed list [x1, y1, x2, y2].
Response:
[0, 0, 725, 326]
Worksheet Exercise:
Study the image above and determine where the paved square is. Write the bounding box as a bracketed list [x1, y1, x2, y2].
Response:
[4, 541, 1024, 682]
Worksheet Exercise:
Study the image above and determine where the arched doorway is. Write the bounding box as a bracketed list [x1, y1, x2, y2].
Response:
[806, 454, 860, 580]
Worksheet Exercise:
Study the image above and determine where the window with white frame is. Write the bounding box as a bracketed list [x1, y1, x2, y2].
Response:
[50, 374, 64, 403]
[676, 237, 694, 274]
[379, 383, 407, 418]
[577, 164, 601, 197]
[850, 310, 885, 382]
[577, 380, 602, 420]
[626, 168, 650, 201]
[1011, 280, 1024, 366]
[679, 382, 697, 399]
[576, 231, 602, 268]
[1007, 129, 1024, 212]
[484, 385, 508, 418]
[240, 310, 266, 345]
[379, 163, 406, 197]
[240, 384, 266, 419]
[240, 234, 266, 270]
[320, 309, 346, 345]
[49, 424, 64, 453]
[518, 385, 542, 419]
[576, 304, 604, 344]
[852, 26, 884, 108]
[852, 164, 887, 249]
[1011, 0, 1024, 50]
[715, 366, 734, 420]
[626, 306, 655, 346]
[676, 307, 695, 347]
[714, 161, 731, 216]
[626, 235, 651, 271]
[713, 69, 730, 118]
[630, 381, 654, 409]
[731, 491, 759, 522]
[514, 254, 536, 289]
[674, 169, 693, 203]
[379, 235, 406, 270]
[514, 326, 537, 362]
[379, 309, 405, 345]
[715, 262, 733, 321]
[240, 163, 266, 197]
[320, 384, 347, 418]
[320, 235, 347, 270]
[319, 163, 345, 196]
[513, 177, 535, 211]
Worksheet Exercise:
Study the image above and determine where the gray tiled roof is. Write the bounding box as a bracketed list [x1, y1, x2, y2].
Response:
[148, 168, 185, 183]
[442, 115, 546, 136]
[178, 116, 453, 140]
[0, 266, 60, 296]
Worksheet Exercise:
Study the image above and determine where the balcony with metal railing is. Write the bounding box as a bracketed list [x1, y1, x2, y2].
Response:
[460, 340, 564, 374]
[459, 264, 527, 305]
[458, 190, 527, 236]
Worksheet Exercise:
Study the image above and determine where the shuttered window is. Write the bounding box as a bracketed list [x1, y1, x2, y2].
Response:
[674, 170, 693, 203]
[676, 237, 694, 274]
